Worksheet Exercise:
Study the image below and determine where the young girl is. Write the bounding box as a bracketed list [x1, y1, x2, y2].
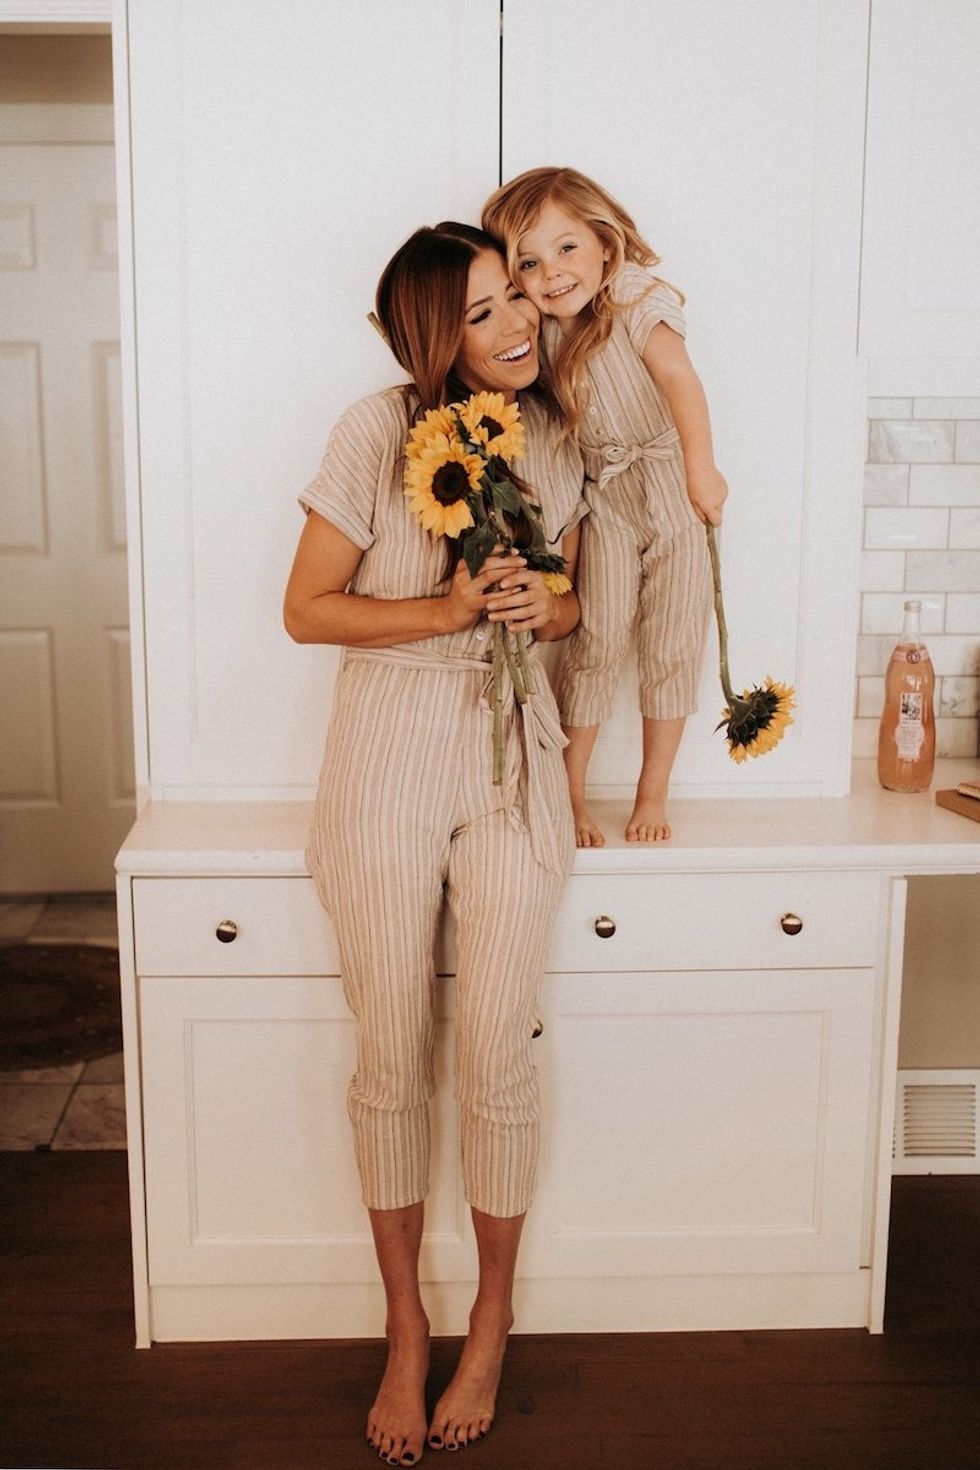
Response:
[483, 167, 727, 845]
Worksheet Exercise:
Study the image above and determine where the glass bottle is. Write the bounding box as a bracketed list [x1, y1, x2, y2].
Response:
[877, 600, 936, 792]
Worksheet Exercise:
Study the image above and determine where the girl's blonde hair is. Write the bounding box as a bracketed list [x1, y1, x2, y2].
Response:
[482, 166, 682, 437]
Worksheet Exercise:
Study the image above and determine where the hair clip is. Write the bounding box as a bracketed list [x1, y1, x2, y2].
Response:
[367, 311, 389, 343]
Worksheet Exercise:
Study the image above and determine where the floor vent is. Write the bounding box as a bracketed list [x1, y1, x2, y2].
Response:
[893, 1070, 980, 1174]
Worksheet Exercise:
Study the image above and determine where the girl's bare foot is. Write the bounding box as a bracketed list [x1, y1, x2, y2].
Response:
[427, 1303, 513, 1450]
[572, 799, 605, 847]
[626, 794, 671, 842]
[367, 1315, 430, 1466]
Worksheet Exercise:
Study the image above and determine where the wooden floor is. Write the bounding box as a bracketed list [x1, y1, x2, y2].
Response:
[1, 1156, 978, 1470]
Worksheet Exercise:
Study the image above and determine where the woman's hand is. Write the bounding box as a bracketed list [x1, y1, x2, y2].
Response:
[440, 550, 529, 633]
[486, 567, 559, 633]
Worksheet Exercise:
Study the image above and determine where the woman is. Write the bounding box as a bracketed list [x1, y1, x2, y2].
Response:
[283, 222, 585, 1465]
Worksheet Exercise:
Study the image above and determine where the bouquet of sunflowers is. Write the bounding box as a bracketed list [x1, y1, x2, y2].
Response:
[404, 391, 571, 783]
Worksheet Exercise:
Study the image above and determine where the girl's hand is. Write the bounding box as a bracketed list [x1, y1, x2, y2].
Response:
[687, 466, 728, 526]
[486, 567, 559, 633]
[441, 550, 527, 633]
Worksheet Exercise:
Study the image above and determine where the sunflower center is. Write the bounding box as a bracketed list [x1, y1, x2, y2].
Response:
[480, 416, 504, 440]
[432, 461, 470, 506]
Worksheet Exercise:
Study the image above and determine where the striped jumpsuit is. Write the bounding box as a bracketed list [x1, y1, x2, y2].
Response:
[553, 263, 712, 728]
[300, 388, 586, 1218]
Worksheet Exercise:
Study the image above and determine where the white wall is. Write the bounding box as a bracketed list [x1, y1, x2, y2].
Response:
[857, 1, 980, 1070]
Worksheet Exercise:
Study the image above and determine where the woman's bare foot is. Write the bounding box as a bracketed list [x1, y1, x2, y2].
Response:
[572, 799, 605, 848]
[367, 1315, 430, 1466]
[427, 1303, 513, 1450]
[626, 794, 671, 842]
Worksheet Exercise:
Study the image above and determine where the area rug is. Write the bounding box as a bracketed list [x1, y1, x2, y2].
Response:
[0, 944, 123, 1072]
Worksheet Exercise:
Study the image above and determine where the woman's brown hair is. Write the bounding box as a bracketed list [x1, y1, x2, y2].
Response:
[374, 221, 552, 574]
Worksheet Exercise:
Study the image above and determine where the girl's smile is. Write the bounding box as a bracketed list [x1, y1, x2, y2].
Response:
[515, 200, 610, 327]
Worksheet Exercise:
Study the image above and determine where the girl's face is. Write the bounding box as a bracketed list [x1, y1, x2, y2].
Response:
[514, 199, 610, 326]
[454, 249, 540, 403]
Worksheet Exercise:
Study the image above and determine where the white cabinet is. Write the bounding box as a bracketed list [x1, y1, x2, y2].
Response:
[861, 0, 980, 392]
[504, 0, 868, 797]
[118, 814, 912, 1344]
[118, 0, 867, 803]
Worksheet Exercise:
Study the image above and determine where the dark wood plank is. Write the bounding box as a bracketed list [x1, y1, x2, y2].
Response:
[1, 1156, 978, 1470]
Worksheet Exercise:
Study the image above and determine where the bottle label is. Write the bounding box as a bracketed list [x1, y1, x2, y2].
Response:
[895, 693, 924, 760]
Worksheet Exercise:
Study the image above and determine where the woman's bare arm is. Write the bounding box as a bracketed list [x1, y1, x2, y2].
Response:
[283, 510, 536, 648]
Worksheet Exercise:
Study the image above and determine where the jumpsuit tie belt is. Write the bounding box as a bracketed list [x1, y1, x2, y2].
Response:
[343, 643, 570, 878]
[588, 424, 681, 490]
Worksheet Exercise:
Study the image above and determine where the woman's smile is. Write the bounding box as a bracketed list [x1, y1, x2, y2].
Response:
[493, 339, 532, 362]
[456, 248, 541, 399]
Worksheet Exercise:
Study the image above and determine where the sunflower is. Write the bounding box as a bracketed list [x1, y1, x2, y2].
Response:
[521, 549, 572, 597]
[706, 525, 796, 764]
[542, 571, 572, 596]
[719, 679, 795, 763]
[456, 391, 525, 461]
[404, 435, 483, 538]
[405, 406, 458, 462]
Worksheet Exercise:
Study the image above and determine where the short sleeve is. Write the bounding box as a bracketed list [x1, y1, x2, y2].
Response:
[615, 265, 687, 357]
[298, 392, 402, 550]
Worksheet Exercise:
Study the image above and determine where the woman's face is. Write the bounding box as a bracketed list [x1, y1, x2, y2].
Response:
[454, 249, 540, 402]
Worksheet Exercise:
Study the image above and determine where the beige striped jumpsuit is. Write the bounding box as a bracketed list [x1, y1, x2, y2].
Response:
[553, 263, 712, 728]
[300, 388, 586, 1218]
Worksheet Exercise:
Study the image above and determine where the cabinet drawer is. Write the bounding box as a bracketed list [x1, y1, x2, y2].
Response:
[133, 877, 339, 976]
[548, 870, 881, 972]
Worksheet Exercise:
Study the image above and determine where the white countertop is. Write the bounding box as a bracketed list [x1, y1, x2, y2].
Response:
[115, 760, 980, 878]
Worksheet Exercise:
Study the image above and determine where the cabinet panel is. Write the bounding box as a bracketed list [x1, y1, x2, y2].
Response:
[503, 0, 868, 796]
[861, 0, 980, 370]
[128, 0, 501, 794]
[549, 870, 881, 972]
[139, 976, 474, 1285]
[523, 967, 876, 1277]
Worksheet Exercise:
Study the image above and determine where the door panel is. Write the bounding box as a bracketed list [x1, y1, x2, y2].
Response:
[130, 0, 502, 794]
[503, 0, 868, 796]
[0, 144, 131, 890]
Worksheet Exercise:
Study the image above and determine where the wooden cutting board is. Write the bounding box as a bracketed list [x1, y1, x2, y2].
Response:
[935, 788, 980, 824]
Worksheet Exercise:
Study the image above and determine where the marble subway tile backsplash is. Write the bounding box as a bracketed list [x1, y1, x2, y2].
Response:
[855, 399, 980, 762]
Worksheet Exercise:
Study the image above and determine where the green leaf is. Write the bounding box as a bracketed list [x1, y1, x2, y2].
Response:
[462, 520, 497, 577]
[491, 479, 522, 516]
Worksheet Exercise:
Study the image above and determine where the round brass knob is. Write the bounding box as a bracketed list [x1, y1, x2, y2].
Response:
[215, 920, 238, 943]
[594, 916, 616, 939]
[780, 912, 803, 936]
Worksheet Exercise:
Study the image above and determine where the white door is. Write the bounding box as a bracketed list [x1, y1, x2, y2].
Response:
[0, 143, 133, 892]
[503, 0, 868, 798]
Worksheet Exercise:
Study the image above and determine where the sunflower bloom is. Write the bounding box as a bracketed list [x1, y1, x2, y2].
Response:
[404, 435, 482, 538]
[542, 571, 572, 596]
[456, 391, 525, 461]
[405, 406, 457, 462]
[720, 678, 795, 763]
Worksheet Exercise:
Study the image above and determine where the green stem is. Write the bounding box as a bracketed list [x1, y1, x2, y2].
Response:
[502, 629, 528, 705]
[706, 523, 738, 708]
[517, 631, 535, 696]
[492, 624, 505, 786]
